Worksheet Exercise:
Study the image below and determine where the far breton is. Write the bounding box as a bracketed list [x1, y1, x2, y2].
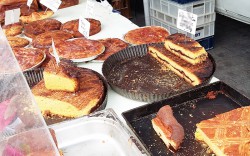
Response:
[95, 38, 129, 61]
[2, 22, 23, 37]
[52, 38, 105, 60]
[61, 18, 101, 37]
[124, 26, 170, 45]
[7, 37, 29, 48]
[32, 30, 74, 49]
[24, 19, 62, 38]
[12, 48, 45, 71]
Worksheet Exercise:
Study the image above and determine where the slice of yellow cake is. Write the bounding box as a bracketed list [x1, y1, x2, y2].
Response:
[43, 59, 79, 92]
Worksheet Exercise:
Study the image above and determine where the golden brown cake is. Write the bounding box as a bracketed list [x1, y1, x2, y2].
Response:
[12, 47, 45, 71]
[7, 36, 29, 48]
[38, 0, 79, 10]
[124, 26, 170, 45]
[164, 33, 208, 65]
[24, 19, 62, 38]
[32, 66, 105, 118]
[152, 105, 184, 151]
[148, 44, 213, 86]
[32, 30, 73, 49]
[2, 22, 23, 36]
[61, 18, 101, 38]
[43, 59, 79, 92]
[195, 106, 250, 156]
[20, 10, 54, 24]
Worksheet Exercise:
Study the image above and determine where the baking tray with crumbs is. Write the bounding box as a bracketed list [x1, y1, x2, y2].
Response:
[122, 81, 250, 156]
[23, 68, 108, 125]
[102, 43, 216, 102]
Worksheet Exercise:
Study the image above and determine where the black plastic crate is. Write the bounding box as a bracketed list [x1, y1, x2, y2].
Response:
[197, 35, 214, 50]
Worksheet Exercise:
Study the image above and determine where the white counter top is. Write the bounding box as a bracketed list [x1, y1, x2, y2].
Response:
[52, 0, 219, 122]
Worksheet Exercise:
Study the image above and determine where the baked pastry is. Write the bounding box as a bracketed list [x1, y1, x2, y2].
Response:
[52, 38, 105, 60]
[148, 44, 213, 86]
[32, 30, 73, 49]
[20, 10, 54, 24]
[38, 0, 79, 10]
[2, 22, 23, 36]
[124, 26, 170, 45]
[152, 105, 184, 151]
[12, 47, 45, 71]
[95, 38, 129, 61]
[195, 106, 250, 156]
[165, 33, 208, 65]
[32, 66, 105, 118]
[0, 0, 27, 5]
[24, 18, 62, 38]
[43, 59, 79, 92]
[61, 18, 101, 37]
[7, 36, 29, 48]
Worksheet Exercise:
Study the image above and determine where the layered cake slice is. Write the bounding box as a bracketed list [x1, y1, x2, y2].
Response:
[43, 59, 79, 92]
[148, 44, 213, 86]
[152, 105, 185, 151]
[32, 66, 105, 118]
[164, 33, 208, 65]
[195, 106, 250, 156]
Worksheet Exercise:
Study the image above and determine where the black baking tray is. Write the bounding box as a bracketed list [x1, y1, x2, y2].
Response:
[122, 81, 250, 156]
[23, 68, 108, 125]
[102, 43, 216, 102]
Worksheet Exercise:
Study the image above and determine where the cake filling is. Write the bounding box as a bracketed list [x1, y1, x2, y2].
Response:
[169, 46, 207, 60]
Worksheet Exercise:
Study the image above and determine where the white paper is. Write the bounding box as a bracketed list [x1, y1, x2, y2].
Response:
[100, 0, 113, 13]
[86, 0, 95, 17]
[27, 0, 33, 8]
[78, 17, 90, 38]
[40, 0, 62, 12]
[177, 9, 198, 35]
[52, 39, 60, 64]
[5, 9, 20, 25]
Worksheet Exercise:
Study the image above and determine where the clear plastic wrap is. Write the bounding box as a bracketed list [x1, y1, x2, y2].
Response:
[0, 27, 60, 155]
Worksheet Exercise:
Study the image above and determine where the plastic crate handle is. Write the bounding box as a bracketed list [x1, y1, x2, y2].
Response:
[193, 3, 204, 8]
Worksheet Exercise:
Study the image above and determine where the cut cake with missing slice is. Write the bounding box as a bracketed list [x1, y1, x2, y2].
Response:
[164, 33, 208, 65]
[148, 44, 213, 86]
[43, 59, 79, 92]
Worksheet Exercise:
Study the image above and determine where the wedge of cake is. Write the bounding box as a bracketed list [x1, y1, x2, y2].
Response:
[195, 106, 250, 156]
[32, 66, 105, 118]
[164, 33, 208, 65]
[152, 105, 184, 151]
[43, 59, 79, 92]
[148, 44, 213, 86]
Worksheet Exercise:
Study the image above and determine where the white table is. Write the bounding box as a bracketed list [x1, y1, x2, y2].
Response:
[53, 0, 218, 123]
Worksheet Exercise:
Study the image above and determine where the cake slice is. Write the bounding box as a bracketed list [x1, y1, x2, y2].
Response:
[43, 59, 79, 92]
[148, 44, 213, 86]
[195, 106, 250, 156]
[164, 33, 208, 65]
[152, 105, 184, 151]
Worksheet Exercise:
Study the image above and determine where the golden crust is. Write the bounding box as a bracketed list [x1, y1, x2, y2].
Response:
[95, 38, 129, 61]
[124, 26, 170, 45]
[196, 106, 250, 156]
[2, 22, 23, 36]
[24, 18, 62, 38]
[52, 38, 105, 59]
[0, 0, 27, 5]
[164, 33, 207, 65]
[7, 36, 29, 48]
[12, 47, 45, 71]
[38, 0, 79, 10]
[32, 30, 73, 49]
[148, 45, 213, 86]
[20, 10, 54, 24]
[61, 18, 101, 38]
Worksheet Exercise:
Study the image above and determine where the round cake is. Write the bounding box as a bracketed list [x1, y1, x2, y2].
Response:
[24, 19, 62, 38]
[61, 18, 101, 37]
[124, 26, 170, 45]
[2, 22, 23, 37]
[7, 37, 29, 48]
[32, 30, 74, 49]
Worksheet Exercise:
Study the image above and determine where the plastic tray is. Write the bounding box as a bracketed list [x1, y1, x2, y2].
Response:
[122, 81, 250, 155]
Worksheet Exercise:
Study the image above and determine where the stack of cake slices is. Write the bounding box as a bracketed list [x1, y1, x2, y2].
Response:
[148, 33, 213, 86]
